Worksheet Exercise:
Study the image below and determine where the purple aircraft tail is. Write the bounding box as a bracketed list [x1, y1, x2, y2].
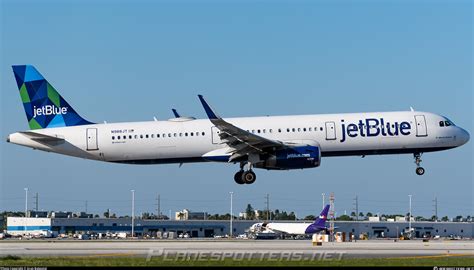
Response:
[304, 204, 330, 234]
[313, 204, 330, 227]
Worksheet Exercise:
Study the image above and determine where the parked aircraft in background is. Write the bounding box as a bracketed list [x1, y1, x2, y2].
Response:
[249, 205, 331, 236]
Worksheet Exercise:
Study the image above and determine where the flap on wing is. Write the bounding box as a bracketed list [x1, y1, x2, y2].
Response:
[20, 131, 65, 142]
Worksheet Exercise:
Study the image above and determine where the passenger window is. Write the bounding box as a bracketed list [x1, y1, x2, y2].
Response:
[185, 133, 188, 136]
[309, 127, 312, 131]
[179, 133, 183, 137]
[135, 135, 138, 139]
[173, 133, 177, 137]
[303, 128, 306, 132]
[439, 121, 445, 127]
[129, 135, 132, 139]
[145, 134, 149, 139]
[263, 129, 266, 133]
[191, 132, 194, 136]
[202, 132, 205, 136]
[151, 134, 154, 138]
[278, 129, 282, 133]
[196, 132, 199, 136]
[292, 128, 296, 132]
[118, 136, 121, 140]
[320, 127, 323, 131]
[157, 134, 160, 138]
[252, 130, 255, 133]
[168, 133, 171, 137]
[269, 129, 272, 133]
[297, 128, 301, 132]
[140, 135, 143, 139]
[287, 128, 290, 132]
[112, 136, 115, 140]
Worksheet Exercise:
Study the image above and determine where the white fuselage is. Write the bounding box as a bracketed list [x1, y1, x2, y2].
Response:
[7, 111, 470, 166]
[265, 222, 314, 235]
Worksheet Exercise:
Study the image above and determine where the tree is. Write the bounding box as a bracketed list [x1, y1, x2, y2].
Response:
[288, 211, 296, 220]
[350, 211, 356, 217]
[103, 211, 110, 218]
[441, 216, 449, 222]
[359, 212, 364, 217]
[337, 215, 352, 221]
[94, 214, 99, 218]
[431, 215, 437, 221]
[415, 216, 425, 221]
[304, 215, 315, 220]
[366, 212, 373, 217]
[245, 204, 255, 220]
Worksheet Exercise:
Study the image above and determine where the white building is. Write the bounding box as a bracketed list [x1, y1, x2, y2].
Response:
[6, 217, 52, 236]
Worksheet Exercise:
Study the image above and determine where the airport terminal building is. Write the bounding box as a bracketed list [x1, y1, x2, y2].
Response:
[6, 217, 473, 239]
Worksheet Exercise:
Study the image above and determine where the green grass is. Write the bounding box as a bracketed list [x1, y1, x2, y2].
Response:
[0, 256, 473, 267]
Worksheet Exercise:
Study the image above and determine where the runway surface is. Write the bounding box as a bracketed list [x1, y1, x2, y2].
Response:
[1, 239, 473, 259]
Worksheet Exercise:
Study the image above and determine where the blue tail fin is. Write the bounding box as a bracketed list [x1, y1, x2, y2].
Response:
[12, 65, 93, 130]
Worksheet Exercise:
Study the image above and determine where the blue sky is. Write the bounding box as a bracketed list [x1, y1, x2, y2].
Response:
[1, 0, 472, 219]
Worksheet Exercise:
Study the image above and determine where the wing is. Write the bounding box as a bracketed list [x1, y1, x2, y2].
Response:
[198, 95, 285, 162]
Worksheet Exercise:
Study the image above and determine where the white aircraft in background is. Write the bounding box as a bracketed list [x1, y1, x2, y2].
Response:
[7, 65, 470, 184]
[250, 205, 331, 236]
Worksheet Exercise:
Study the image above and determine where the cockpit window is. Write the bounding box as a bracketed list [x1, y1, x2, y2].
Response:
[439, 121, 445, 127]
[445, 121, 452, 127]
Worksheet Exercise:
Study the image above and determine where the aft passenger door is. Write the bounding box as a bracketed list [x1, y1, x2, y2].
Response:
[211, 126, 221, 144]
[325, 121, 337, 140]
[414, 115, 428, 137]
[86, 128, 99, 150]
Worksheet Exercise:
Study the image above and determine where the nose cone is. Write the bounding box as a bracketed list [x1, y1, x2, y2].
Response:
[458, 128, 470, 146]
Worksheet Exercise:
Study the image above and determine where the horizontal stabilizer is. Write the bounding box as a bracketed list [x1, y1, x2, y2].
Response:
[19, 131, 64, 142]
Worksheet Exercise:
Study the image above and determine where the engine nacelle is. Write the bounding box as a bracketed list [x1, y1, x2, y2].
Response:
[259, 145, 321, 170]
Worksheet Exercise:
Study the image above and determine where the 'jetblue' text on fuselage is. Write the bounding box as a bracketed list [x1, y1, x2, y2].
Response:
[340, 118, 411, 143]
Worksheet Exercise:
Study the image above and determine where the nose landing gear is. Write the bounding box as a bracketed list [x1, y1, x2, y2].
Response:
[234, 162, 257, 184]
[414, 153, 425, 175]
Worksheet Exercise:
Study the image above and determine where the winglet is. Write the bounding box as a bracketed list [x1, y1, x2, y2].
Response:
[198, 95, 220, 120]
[172, 109, 180, 118]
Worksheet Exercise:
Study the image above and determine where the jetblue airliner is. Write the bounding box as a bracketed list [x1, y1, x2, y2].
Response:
[7, 65, 470, 184]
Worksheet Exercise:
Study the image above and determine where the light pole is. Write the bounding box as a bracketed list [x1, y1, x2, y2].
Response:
[322, 193, 325, 209]
[24, 188, 28, 217]
[24, 188, 28, 233]
[131, 190, 135, 238]
[408, 194, 412, 239]
[229, 191, 233, 238]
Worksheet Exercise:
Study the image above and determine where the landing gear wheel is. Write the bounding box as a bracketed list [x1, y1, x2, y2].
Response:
[234, 171, 245, 184]
[242, 170, 256, 184]
[413, 153, 425, 176]
[416, 167, 425, 176]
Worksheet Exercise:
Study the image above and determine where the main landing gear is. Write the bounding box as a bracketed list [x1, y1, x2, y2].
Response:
[414, 153, 425, 176]
[234, 162, 257, 185]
